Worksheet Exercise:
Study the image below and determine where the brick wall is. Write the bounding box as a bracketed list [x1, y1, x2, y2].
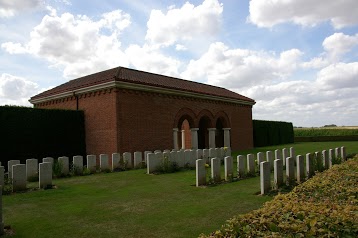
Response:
[35, 86, 254, 156]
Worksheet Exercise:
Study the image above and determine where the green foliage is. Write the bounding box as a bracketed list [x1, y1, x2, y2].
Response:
[53, 160, 65, 178]
[156, 156, 180, 173]
[82, 166, 92, 176]
[200, 157, 358, 237]
[70, 164, 83, 176]
[2, 175, 13, 195]
[0, 106, 86, 169]
[253, 120, 294, 147]
[294, 128, 358, 137]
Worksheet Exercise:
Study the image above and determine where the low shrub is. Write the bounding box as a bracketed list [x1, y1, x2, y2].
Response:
[155, 156, 180, 173]
[200, 156, 358, 237]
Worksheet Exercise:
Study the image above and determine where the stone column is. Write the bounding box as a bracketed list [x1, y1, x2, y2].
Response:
[208, 128, 216, 148]
[223, 128, 231, 148]
[173, 128, 179, 150]
[181, 130, 186, 149]
[190, 128, 199, 149]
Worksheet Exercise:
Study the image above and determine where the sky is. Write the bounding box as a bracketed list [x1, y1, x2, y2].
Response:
[1, 0, 358, 127]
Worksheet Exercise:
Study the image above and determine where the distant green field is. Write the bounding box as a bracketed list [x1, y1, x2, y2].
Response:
[294, 127, 358, 137]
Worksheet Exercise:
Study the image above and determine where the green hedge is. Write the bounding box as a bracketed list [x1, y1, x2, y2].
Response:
[200, 157, 358, 237]
[253, 120, 294, 147]
[0, 106, 86, 170]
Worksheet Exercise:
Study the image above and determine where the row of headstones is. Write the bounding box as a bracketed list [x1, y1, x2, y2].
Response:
[194, 146, 347, 188]
[260, 146, 347, 194]
[147, 147, 232, 174]
[0, 162, 52, 192]
[3, 147, 231, 191]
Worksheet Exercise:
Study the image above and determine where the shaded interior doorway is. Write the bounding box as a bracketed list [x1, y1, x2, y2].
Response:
[215, 118, 224, 148]
[198, 117, 210, 149]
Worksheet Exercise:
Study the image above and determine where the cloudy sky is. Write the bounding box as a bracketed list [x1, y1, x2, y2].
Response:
[1, 0, 358, 127]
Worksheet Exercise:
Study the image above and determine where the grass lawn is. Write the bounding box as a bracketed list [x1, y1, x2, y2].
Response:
[3, 141, 358, 238]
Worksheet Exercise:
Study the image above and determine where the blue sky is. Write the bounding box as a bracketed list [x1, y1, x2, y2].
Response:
[1, 0, 358, 127]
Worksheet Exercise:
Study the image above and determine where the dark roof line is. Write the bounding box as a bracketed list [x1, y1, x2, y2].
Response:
[30, 66, 254, 103]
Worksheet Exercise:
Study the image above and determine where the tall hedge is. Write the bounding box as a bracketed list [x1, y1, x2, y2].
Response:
[0, 106, 86, 170]
[253, 120, 294, 147]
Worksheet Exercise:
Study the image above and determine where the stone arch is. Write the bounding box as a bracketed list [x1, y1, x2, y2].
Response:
[173, 108, 196, 149]
[214, 111, 230, 128]
[173, 108, 195, 129]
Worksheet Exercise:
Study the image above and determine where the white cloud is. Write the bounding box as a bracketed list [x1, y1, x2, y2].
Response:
[1, 9, 131, 78]
[175, 44, 187, 51]
[181, 42, 303, 88]
[145, 0, 223, 47]
[322, 32, 358, 61]
[0, 0, 42, 18]
[249, 0, 358, 29]
[317, 62, 358, 90]
[125, 44, 181, 77]
[0, 74, 40, 105]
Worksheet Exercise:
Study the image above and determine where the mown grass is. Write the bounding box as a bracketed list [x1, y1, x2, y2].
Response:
[3, 142, 358, 238]
[294, 127, 358, 137]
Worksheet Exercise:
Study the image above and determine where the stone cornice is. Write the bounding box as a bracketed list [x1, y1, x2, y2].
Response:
[29, 80, 256, 106]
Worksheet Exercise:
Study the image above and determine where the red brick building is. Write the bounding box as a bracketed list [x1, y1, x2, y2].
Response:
[30, 66, 255, 155]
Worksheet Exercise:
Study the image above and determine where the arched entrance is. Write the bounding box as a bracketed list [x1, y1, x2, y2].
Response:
[215, 118, 224, 148]
[198, 116, 210, 149]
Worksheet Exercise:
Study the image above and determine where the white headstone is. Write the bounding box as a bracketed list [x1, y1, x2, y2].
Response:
[147, 153, 160, 174]
[224, 156, 233, 181]
[184, 150, 191, 167]
[112, 153, 121, 171]
[322, 150, 329, 169]
[176, 150, 185, 168]
[340, 146, 346, 161]
[237, 155, 246, 178]
[86, 155, 96, 173]
[266, 151, 274, 170]
[0, 183, 3, 235]
[134, 152, 143, 168]
[260, 161, 270, 195]
[100, 154, 109, 171]
[296, 155, 305, 183]
[43, 157, 54, 166]
[334, 147, 340, 160]
[163, 151, 171, 162]
[275, 149, 281, 160]
[247, 154, 255, 174]
[58, 156, 69, 175]
[39, 162, 52, 188]
[209, 148, 216, 160]
[282, 148, 288, 166]
[26, 159, 38, 180]
[144, 151, 152, 164]
[289, 147, 295, 159]
[196, 159, 206, 186]
[196, 149, 203, 160]
[257, 152, 264, 171]
[215, 148, 222, 162]
[73, 155, 83, 174]
[189, 150, 196, 167]
[306, 153, 314, 178]
[170, 151, 177, 165]
[274, 159, 283, 188]
[211, 158, 221, 183]
[286, 157, 295, 185]
[7, 160, 20, 178]
[203, 149, 209, 163]
[123, 152, 133, 169]
[12, 164, 26, 192]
